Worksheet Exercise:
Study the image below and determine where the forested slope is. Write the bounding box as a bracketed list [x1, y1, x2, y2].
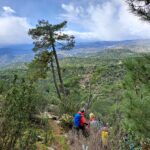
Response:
[0, 51, 149, 149]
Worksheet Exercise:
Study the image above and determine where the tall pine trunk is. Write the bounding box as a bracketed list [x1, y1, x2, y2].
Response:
[50, 58, 61, 99]
[51, 43, 66, 97]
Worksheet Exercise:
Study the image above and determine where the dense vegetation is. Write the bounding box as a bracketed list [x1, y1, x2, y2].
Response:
[0, 49, 150, 149]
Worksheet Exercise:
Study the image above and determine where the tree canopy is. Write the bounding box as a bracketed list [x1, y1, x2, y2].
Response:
[28, 20, 75, 99]
[127, 0, 150, 21]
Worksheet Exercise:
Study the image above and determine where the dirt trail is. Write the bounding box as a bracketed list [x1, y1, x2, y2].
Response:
[49, 119, 62, 137]
[36, 112, 70, 150]
[49, 118, 70, 150]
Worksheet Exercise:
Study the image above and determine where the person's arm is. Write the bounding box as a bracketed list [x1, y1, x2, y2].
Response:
[81, 116, 88, 125]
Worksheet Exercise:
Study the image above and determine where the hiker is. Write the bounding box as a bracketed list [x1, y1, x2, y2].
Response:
[73, 108, 88, 137]
[88, 113, 99, 131]
[101, 123, 109, 149]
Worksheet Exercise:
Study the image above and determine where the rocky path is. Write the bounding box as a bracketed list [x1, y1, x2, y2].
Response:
[48, 118, 69, 150]
[36, 112, 70, 150]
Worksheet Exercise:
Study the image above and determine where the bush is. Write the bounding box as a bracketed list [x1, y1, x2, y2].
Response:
[0, 76, 47, 150]
[60, 114, 74, 131]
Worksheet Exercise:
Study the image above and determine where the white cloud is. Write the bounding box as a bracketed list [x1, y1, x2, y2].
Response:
[3, 6, 15, 15]
[0, 6, 31, 45]
[64, 30, 98, 41]
[61, 1, 150, 41]
[61, 4, 83, 22]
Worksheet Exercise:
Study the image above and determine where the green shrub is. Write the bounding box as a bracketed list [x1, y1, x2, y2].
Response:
[60, 114, 74, 131]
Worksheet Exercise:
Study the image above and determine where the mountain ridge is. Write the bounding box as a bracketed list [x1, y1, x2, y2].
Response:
[0, 39, 150, 67]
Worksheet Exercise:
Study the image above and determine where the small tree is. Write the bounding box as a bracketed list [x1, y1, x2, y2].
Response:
[28, 20, 75, 99]
[0, 76, 46, 150]
[28, 50, 62, 99]
[127, 0, 150, 21]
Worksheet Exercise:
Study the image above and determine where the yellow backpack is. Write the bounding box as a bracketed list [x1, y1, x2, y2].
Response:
[102, 131, 108, 138]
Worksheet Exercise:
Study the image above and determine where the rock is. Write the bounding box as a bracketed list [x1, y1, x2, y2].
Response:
[37, 135, 44, 141]
[55, 120, 60, 124]
[47, 147, 55, 150]
[63, 133, 68, 138]
[43, 112, 59, 120]
[51, 115, 58, 120]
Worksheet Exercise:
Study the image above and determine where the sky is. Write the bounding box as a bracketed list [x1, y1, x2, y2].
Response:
[0, 0, 150, 45]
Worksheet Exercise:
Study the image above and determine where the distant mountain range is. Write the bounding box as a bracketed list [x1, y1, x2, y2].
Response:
[0, 44, 34, 67]
[0, 39, 150, 67]
[58, 39, 150, 57]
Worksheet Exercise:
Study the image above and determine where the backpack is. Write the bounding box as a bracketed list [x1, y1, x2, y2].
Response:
[74, 113, 81, 127]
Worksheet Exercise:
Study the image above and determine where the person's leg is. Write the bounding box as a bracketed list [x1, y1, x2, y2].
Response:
[80, 126, 89, 138]
[76, 127, 80, 137]
[103, 138, 108, 149]
[73, 126, 80, 137]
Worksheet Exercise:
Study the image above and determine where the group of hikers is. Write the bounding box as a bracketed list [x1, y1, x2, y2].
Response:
[73, 108, 109, 149]
[73, 108, 137, 150]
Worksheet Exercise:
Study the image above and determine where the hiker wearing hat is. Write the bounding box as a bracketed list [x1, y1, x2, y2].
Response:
[88, 113, 100, 135]
[88, 113, 96, 128]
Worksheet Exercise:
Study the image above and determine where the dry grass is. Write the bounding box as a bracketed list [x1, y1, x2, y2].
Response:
[68, 128, 112, 150]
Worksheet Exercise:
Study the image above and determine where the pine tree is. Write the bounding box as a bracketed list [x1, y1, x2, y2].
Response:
[127, 0, 150, 21]
[28, 20, 75, 99]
